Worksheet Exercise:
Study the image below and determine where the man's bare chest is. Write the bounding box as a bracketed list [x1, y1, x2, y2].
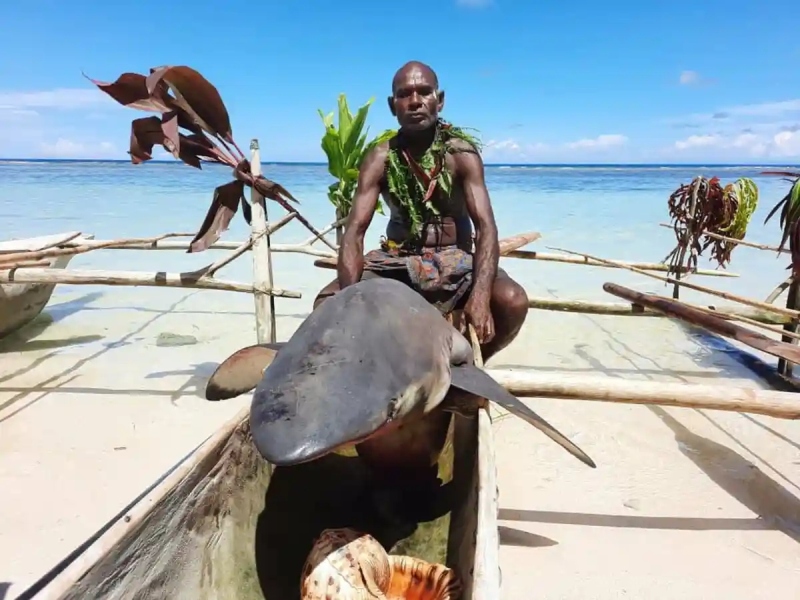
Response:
[380, 155, 466, 217]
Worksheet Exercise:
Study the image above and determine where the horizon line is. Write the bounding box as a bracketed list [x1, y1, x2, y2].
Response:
[1, 158, 798, 168]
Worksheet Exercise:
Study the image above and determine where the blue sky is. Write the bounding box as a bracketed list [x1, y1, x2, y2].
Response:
[1, 0, 799, 163]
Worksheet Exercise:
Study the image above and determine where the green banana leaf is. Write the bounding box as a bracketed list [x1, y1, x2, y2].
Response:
[317, 94, 398, 218]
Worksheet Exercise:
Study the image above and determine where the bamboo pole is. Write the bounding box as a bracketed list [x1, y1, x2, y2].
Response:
[0, 233, 198, 266]
[658, 222, 788, 254]
[198, 212, 296, 279]
[548, 246, 800, 320]
[301, 218, 346, 249]
[0, 231, 83, 255]
[487, 369, 800, 420]
[0, 267, 301, 298]
[2, 259, 53, 269]
[249, 140, 277, 344]
[51, 239, 336, 258]
[603, 283, 800, 364]
[497, 230, 541, 254]
[777, 280, 800, 377]
[526, 296, 793, 324]
[505, 250, 738, 278]
[466, 324, 501, 598]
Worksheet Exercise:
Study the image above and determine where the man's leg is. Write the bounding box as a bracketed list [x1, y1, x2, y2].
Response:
[481, 269, 529, 362]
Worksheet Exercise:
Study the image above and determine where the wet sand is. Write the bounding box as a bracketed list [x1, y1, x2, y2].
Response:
[1, 266, 799, 599]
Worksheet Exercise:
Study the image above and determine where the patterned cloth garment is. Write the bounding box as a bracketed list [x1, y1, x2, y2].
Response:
[362, 238, 474, 315]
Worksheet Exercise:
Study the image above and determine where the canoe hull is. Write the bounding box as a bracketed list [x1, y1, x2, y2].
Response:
[25, 405, 499, 599]
[0, 232, 91, 340]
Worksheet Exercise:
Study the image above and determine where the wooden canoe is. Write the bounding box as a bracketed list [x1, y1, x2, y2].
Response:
[18, 405, 499, 599]
[0, 232, 94, 339]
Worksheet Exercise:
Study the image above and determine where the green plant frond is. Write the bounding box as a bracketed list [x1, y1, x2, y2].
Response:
[336, 94, 354, 143]
[317, 109, 335, 130]
[342, 99, 374, 161]
[720, 177, 759, 240]
[318, 94, 388, 216]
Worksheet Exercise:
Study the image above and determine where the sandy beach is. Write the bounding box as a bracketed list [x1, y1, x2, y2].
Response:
[1, 253, 799, 599]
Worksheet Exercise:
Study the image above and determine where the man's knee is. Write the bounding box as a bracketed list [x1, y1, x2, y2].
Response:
[492, 275, 528, 316]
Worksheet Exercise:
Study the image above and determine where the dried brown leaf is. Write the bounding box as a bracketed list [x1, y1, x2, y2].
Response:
[181, 133, 218, 160]
[189, 180, 245, 253]
[129, 116, 165, 164]
[146, 65, 233, 142]
[254, 177, 299, 204]
[85, 72, 172, 113]
[240, 197, 252, 225]
[161, 112, 180, 157]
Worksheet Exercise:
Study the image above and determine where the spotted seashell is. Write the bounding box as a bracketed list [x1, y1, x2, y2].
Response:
[300, 528, 391, 599]
[385, 555, 462, 600]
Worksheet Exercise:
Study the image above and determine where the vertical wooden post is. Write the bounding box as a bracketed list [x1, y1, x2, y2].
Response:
[777, 278, 800, 378]
[249, 139, 277, 344]
[335, 207, 345, 247]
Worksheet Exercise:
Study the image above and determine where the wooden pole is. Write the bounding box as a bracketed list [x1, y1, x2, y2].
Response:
[549, 246, 800, 320]
[466, 325, 501, 598]
[249, 139, 277, 344]
[526, 296, 793, 324]
[48, 239, 336, 258]
[487, 369, 800, 419]
[777, 280, 800, 377]
[335, 207, 346, 247]
[603, 282, 800, 364]
[658, 222, 788, 254]
[504, 250, 737, 278]
[496, 231, 541, 254]
[0, 267, 300, 297]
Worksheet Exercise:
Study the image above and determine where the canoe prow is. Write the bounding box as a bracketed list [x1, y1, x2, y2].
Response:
[0, 232, 95, 339]
[19, 405, 499, 599]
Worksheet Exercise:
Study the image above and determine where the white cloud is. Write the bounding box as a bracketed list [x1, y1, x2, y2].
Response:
[481, 134, 629, 161]
[679, 70, 701, 85]
[772, 130, 800, 156]
[483, 138, 548, 161]
[674, 134, 721, 150]
[565, 134, 628, 150]
[726, 99, 800, 118]
[668, 98, 800, 128]
[38, 138, 117, 159]
[485, 139, 521, 152]
[0, 88, 110, 112]
[671, 129, 800, 158]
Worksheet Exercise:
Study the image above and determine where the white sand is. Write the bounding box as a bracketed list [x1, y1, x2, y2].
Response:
[1, 264, 799, 599]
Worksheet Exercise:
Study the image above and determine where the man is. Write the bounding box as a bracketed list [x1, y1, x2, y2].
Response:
[314, 60, 529, 362]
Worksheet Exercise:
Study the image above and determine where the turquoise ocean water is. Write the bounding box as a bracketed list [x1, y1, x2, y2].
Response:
[1, 159, 797, 319]
[0, 160, 788, 299]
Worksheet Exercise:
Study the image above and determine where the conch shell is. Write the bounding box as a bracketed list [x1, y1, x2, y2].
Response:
[300, 527, 462, 599]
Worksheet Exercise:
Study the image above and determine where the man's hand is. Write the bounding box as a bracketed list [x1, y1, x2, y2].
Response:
[463, 293, 495, 343]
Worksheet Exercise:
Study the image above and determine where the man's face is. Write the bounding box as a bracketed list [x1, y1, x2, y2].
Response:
[389, 67, 444, 132]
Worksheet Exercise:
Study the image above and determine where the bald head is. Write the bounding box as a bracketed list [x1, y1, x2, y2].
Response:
[392, 61, 439, 93]
[388, 61, 444, 132]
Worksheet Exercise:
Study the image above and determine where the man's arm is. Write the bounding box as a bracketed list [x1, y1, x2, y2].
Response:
[337, 144, 387, 288]
[457, 149, 499, 303]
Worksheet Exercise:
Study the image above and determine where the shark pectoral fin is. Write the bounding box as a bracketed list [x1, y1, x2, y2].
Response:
[205, 343, 285, 401]
[449, 364, 596, 468]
